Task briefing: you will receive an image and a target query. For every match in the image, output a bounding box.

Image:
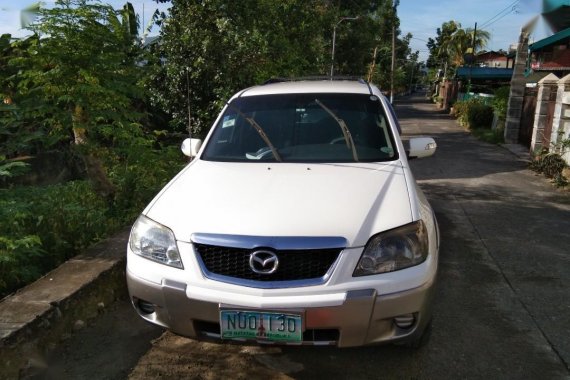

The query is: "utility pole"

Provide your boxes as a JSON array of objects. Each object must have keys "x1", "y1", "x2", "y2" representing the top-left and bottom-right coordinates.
[
  {"x1": 390, "y1": 23, "x2": 396, "y2": 103},
  {"x1": 390, "y1": 1, "x2": 398, "y2": 103},
  {"x1": 186, "y1": 68, "x2": 192, "y2": 139},
  {"x1": 330, "y1": 16, "x2": 359, "y2": 78},
  {"x1": 472, "y1": 22, "x2": 477, "y2": 50},
  {"x1": 466, "y1": 22, "x2": 477, "y2": 96},
  {"x1": 367, "y1": 46, "x2": 378, "y2": 82},
  {"x1": 408, "y1": 61, "x2": 416, "y2": 93}
]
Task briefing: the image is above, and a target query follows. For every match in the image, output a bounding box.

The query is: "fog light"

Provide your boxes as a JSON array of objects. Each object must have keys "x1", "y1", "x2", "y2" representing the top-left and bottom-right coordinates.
[
  {"x1": 137, "y1": 299, "x2": 156, "y2": 314},
  {"x1": 394, "y1": 314, "x2": 415, "y2": 329}
]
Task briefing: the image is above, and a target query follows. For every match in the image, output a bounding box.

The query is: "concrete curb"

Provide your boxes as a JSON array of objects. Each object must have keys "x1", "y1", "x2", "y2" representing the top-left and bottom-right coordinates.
[
  {"x1": 0, "y1": 229, "x2": 130, "y2": 379},
  {"x1": 500, "y1": 143, "x2": 532, "y2": 162}
]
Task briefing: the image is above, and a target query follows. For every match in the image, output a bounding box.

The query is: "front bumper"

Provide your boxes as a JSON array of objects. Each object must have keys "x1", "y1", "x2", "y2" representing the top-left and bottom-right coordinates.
[{"x1": 126, "y1": 269, "x2": 435, "y2": 347}]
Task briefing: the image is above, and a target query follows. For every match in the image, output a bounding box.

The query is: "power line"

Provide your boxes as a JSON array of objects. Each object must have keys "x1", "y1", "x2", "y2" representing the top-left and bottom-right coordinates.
[
  {"x1": 481, "y1": 8, "x2": 519, "y2": 29},
  {"x1": 479, "y1": 0, "x2": 519, "y2": 27},
  {"x1": 479, "y1": 0, "x2": 520, "y2": 29}
]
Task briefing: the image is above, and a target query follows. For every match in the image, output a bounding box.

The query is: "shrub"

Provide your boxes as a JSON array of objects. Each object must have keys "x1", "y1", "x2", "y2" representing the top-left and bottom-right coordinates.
[
  {"x1": 530, "y1": 149, "x2": 569, "y2": 188},
  {"x1": 0, "y1": 147, "x2": 185, "y2": 298},
  {"x1": 492, "y1": 86, "x2": 510, "y2": 120},
  {"x1": 0, "y1": 181, "x2": 109, "y2": 297},
  {"x1": 531, "y1": 151, "x2": 566, "y2": 178},
  {"x1": 467, "y1": 103, "x2": 494, "y2": 129},
  {"x1": 452, "y1": 100, "x2": 470, "y2": 127},
  {"x1": 109, "y1": 145, "x2": 185, "y2": 223},
  {"x1": 453, "y1": 99, "x2": 494, "y2": 129}
]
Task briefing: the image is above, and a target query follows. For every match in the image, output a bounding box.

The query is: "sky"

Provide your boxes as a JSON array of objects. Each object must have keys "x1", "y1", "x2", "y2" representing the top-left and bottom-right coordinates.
[
  {"x1": 0, "y1": 0, "x2": 552, "y2": 62},
  {"x1": 399, "y1": 0, "x2": 548, "y2": 61}
]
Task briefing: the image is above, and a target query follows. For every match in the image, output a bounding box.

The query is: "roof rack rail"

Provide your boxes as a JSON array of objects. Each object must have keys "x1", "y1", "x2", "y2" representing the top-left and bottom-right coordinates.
[
  {"x1": 262, "y1": 76, "x2": 374, "y2": 95},
  {"x1": 263, "y1": 76, "x2": 368, "y2": 85}
]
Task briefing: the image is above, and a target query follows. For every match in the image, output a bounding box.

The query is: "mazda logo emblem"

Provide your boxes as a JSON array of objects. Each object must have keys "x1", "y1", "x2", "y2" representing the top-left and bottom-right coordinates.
[{"x1": 249, "y1": 250, "x2": 279, "y2": 274}]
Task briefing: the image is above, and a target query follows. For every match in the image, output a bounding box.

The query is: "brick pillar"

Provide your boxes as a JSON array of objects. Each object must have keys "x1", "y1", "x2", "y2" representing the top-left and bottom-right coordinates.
[
  {"x1": 551, "y1": 74, "x2": 570, "y2": 164},
  {"x1": 530, "y1": 74, "x2": 559, "y2": 153},
  {"x1": 504, "y1": 30, "x2": 531, "y2": 143}
]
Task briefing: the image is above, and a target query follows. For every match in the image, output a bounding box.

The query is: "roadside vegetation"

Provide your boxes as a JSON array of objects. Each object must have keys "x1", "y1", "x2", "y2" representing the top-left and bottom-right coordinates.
[
  {"x1": 450, "y1": 86, "x2": 509, "y2": 145},
  {"x1": 530, "y1": 138, "x2": 570, "y2": 188},
  {"x1": 0, "y1": 0, "x2": 418, "y2": 298}
]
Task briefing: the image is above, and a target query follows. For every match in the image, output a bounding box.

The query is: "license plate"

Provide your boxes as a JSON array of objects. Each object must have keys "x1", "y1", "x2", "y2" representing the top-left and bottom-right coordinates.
[{"x1": 220, "y1": 310, "x2": 302, "y2": 343}]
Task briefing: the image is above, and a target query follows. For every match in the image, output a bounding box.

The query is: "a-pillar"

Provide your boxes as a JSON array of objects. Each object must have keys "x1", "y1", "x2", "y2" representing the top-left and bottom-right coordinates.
[{"x1": 530, "y1": 74, "x2": 559, "y2": 153}]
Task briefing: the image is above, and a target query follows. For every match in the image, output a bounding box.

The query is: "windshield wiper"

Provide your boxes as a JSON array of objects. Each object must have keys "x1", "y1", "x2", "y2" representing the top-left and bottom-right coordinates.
[
  {"x1": 314, "y1": 99, "x2": 358, "y2": 162},
  {"x1": 226, "y1": 103, "x2": 282, "y2": 162}
]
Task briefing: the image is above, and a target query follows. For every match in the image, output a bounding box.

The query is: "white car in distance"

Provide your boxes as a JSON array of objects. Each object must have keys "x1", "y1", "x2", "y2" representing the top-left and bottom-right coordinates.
[{"x1": 127, "y1": 78, "x2": 439, "y2": 348}]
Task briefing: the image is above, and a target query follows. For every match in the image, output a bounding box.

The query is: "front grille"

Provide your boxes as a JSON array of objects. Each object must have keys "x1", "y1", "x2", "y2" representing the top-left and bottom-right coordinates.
[{"x1": 193, "y1": 243, "x2": 341, "y2": 282}]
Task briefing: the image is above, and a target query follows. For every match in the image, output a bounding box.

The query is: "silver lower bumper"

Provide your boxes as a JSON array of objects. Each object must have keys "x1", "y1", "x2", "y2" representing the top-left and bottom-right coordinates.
[{"x1": 126, "y1": 270, "x2": 435, "y2": 348}]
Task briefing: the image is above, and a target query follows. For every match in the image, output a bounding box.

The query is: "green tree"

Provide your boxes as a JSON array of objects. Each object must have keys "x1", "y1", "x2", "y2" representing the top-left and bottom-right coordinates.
[
  {"x1": 7, "y1": 0, "x2": 147, "y2": 199},
  {"x1": 443, "y1": 25, "x2": 490, "y2": 67},
  {"x1": 150, "y1": 0, "x2": 410, "y2": 136},
  {"x1": 150, "y1": 0, "x2": 332, "y2": 137},
  {"x1": 365, "y1": 0, "x2": 413, "y2": 93},
  {"x1": 0, "y1": 34, "x2": 49, "y2": 158},
  {"x1": 331, "y1": 1, "x2": 384, "y2": 77},
  {"x1": 426, "y1": 21, "x2": 490, "y2": 77},
  {"x1": 426, "y1": 20, "x2": 458, "y2": 76}
]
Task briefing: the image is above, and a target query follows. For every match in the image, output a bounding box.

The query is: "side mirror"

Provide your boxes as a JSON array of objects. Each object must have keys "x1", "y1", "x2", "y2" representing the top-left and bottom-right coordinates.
[
  {"x1": 181, "y1": 138, "x2": 202, "y2": 158},
  {"x1": 407, "y1": 137, "x2": 437, "y2": 159}
]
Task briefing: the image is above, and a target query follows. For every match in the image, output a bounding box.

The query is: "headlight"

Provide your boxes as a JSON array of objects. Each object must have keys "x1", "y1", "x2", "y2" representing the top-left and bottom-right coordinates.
[
  {"x1": 354, "y1": 221, "x2": 428, "y2": 276},
  {"x1": 129, "y1": 215, "x2": 183, "y2": 269}
]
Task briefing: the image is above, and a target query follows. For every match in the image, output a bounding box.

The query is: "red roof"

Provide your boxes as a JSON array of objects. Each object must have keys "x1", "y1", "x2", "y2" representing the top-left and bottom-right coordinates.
[{"x1": 476, "y1": 51, "x2": 507, "y2": 61}]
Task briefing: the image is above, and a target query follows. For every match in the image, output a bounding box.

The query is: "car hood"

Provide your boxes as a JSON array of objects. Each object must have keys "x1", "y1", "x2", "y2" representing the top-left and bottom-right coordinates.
[{"x1": 145, "y1": 160, "x2": 413, "y2": 247}]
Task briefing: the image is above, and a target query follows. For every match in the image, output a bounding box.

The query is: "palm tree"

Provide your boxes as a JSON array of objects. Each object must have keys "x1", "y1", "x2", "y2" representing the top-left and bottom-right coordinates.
[{"x1": 440, "y1": 23, "x2": 490, "y2": 67}]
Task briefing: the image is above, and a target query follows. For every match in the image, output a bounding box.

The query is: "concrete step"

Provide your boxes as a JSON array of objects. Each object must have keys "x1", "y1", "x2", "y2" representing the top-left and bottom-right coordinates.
[{"x1": 0, "y1": 229, "x2": 130, "y2": 379}]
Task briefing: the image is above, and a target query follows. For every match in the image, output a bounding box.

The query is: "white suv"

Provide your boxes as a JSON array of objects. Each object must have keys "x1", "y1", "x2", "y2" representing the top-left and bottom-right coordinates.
[{"x1": 127, "y1": 78, "x2": 439, "y2": 347}]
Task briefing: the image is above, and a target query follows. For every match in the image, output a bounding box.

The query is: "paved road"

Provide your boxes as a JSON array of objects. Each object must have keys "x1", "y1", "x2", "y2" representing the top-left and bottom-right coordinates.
[{"x1": 38, "y1": 95, "x2": 570, "y2": 380}]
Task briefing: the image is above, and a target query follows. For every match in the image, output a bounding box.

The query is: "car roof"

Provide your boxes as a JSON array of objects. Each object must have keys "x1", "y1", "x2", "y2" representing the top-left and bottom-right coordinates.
[{"x1": 238, "y1": 79, "x2": 375, "y2": 97}]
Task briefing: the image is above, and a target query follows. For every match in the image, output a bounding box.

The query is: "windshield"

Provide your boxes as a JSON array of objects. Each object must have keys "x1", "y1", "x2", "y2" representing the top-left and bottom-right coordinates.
[{"x1": 201, "y1": 93, "x2": 398, "y2": 163}]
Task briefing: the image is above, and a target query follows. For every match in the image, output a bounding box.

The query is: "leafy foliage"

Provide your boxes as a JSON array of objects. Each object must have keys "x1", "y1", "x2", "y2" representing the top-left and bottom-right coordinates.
[
  {"x1": 531, "y1": 150, "x2": 568, "y2": 186},
  {"x1": 0, "y1": 156, "x2": 29, "y2": 178},
  {"x1": 426, "y1": 20, "x2": 490, "y2": 78},
  {"x1": 453, "y1": 99, "x2": 494, "y2": 129},
  {"x1": 150, "y1": 0, "x2": 414, "y2": 137},
  {"x1": 492, "y1": 86, "x2": 510, "y2": 120},
  {"x1": 530, "y1": 136, "x2": 570, "y2": 188},
  {"x1": 1, "y1": 0, "x2": 155, "y2": 199},
  {"x1": 10, "y1": 0, "x2": 145, "y2": 145},
  {"x1": 0, "y1": 147, "x2": 184, "y2": 298},
  {"x1": 149, "y1": 0, "x2": 328, "y2": 136}
]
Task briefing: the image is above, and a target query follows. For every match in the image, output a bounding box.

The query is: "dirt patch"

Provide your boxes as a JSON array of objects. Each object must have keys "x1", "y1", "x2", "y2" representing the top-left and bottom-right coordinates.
[{"x1": 128, "y1": 333, "x2": 295, "y2": 380}]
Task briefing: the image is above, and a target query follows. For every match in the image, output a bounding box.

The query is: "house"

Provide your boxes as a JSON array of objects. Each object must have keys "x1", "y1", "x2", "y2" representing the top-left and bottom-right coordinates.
[
  {"x1": 475, "y1": 51, "x2": 513, "y2": 69},
  {"x1": 529, "y1": 27, "x2": 570, "y2": 77},
  {"x1": 504, "y1": 0, "x2": 570, "y2": 155},
  {"x1": 528, "y1": 0, "x2": 570, "y2": 76}
]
